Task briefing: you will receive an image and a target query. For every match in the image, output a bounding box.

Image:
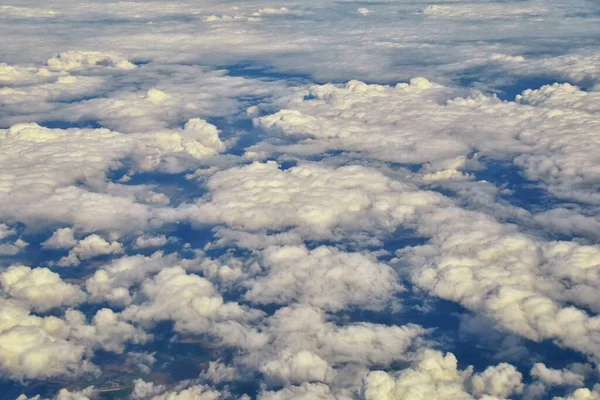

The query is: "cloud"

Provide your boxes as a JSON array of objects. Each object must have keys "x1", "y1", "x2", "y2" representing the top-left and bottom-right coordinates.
[
  {"x1": 85, "y1": 252, "x2": 180, "y2": 306},
  {"x1": 181, "y1": 161, "x2": 446, "y2": 237},
  {"x1": 253, "y1": 79, "x2": 600, "y2": 204},
  {"x1": 244, "y1": 245, "x2": 400, "y2": 311},
  {"x1": 133, "y1": 234, "x2": 170, "y2": 249},
  {"x1": 238, "y1": 305, "x2": 427, "y2": 391},
  {"x1": 258, "y1": 382, "x2": 343, "y2": 400},
  {"x1": 0, "y1": 265, "x2": 86, "y2": 311},
  {"x1": 360, "y1": 349, "x2": 523, "y2": 400},
  {"x1": 0, "y1": 119, "x2": 228, "y2": 234},
  {"x1": 422, "y1": 4, "x2": 548, "y2": 20},
  {"x1": 531, "y1": 363, "x2": 586, "y2": 387},
  {"x1": 17, "y1": 387, "x2": 95, "y2": 400},
  {"x1": 0, "y1": 298, "x2": 91, "y2": 380},
  {"x1": 46, "y1": 51, "x2": 136, "y2": 71},
  {"x1": 132, "y1": 380, "x2": 224, "y2": 400},
  {"x1": 121, "y1": 266, "x2": 265, "y2": 345},
  {"x1": 401, "y1": 206, "x2": 600, "y2": 361},
  {"x1": 42, "y1": 227, "x2": 77, "y2": 249},
  {"x1": 0, "y1": 223, "x2": 16, "y2": 240},
  {"x1": 57, "y1": 234, "x2": 124, "y2": 267},
  {"x1": 0, "y1": 297, "x2": 146, "y2": 380}
]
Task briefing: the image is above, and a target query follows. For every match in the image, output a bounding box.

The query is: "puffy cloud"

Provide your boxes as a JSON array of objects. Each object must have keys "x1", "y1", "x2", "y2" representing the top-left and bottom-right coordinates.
[
  {"x1": 132, "y1": 380, "x2": 224, "y2": 400},
  {"x1": 531, "y1": 363, "x2": 586, "y2": 387},
  {"x1": 258, "y1": 383, "x2": 345, "y2": 400},
  {"x1": 64, "y1": 308, "x2": 149, "y2": 353},
  {"x1": 554, "y1": 388, "x2": 600, "y2": 400},
  {"x1": 0, "y1": 265, "x2": 86, "y2": 311},
  {"x1": 0, "y1": 238, "x2": 28, "y2": 256},
  {"x1": 46, "y1": 51, "x2": 136, "y2": 71},
  {"x1": 236, "y1": 305, "x2": 426, "y2": 391},
  {"x1": 0, "y1": 299, "x2": 90, "y2": 380},
  {"x1": 244, "y1": 245, "x2": 400, "y2": 311},
  {"x1": 360, "y1": 350, "x2": 523, "y2": 400},
  {"x1": 17, "y1": 387, "x2": 95, "y2": 400},
  {"x1": 0, "y1": 295, "x2": 146, "y2": 380},
  {"x1": 182, "y1": 161, "x2": 446, "y2": 236},
  {"x1": 260, "y1": 350, "x2": 336, "y2": 386},
  {"x1": 133, "y1": 234, "x2": 170, "y2": 249},
  {"x1": 58, "y1": 234, "x2": 123, "y2": 267},
  {"x1": 0, "y1": 120, "x2": 227, "y2": 233},
  {"x1": 0, "y1": 223, "x2": 16, "y2": 240},
  {"x1": 0, "y1": 325, "x2": 89, "y2": 380},
  {"x1": 253, "y1": 79, "x2": 600, "y2": 204},
  {"x1": 42, "y1": 227, "x2": 77, "y2": 249},
  {"x1": 85, "y1": 252, "x2": 180, "y2": 306},
  {"x1": 122, "y1": 266, "x2": 265, "y2": 345},
  {"x1": 402, "y1": 206, "x2": 600, "y2": 360}
]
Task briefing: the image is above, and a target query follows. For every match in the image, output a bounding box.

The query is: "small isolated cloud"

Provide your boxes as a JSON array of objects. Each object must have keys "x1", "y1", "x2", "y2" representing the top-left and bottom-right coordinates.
[
  {"x1": 42, "y1": 227, "x2": 77, "y2": 249},
  {"x1": 58, "y1": 234, "x2": 124, "y2": 267},
  {"x1": 133, "y1": 234, "x2": 170, "y2": 249}
]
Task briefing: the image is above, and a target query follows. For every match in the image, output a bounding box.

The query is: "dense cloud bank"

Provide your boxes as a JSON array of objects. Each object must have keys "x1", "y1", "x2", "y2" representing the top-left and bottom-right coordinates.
[{"x1": 1, "y1": 0, "x2": 600, "y2": 399}]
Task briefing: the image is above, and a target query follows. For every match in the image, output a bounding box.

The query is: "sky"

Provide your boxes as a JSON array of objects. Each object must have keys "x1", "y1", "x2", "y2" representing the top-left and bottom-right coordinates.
[{"x1": 1, "y1": 0, "x2": 600, "y2": 399}]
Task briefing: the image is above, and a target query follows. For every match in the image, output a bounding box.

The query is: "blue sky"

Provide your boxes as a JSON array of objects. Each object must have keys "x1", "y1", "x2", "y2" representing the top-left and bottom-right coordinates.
[{"x1": 1, "y1": 1, "x2": 600, "y2": 399}]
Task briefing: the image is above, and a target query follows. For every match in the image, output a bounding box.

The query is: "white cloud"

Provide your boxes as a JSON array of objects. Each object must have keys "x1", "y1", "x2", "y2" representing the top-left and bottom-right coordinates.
[
  {"x1": 531, "y1": 363, "x2": 586, "y2": 387},
  {"x1": 0, "y1": 265, "x2": 86, "y2": 311},
  {"x1": 58, "y1": 234, "x2": 124, "y2": 267},
  {"x1": 121, "y1": 266, "x2": 265, "y2": 345},
  {"x1": 133, "y1": 234, "x2": 170, "y2": 249},
  {"x1": 360, "y1": 349, "x2": 523, "y2": 400},
  {"x1": 85, "y1": 252, "x2": 180, "y2": 306},
  {"x1": 46, "y1": 51, "x2": 136, "y2": 71},
  {"x1": 180, "y1": 161, "x2": 446, "y2": 237},
  {"x1": 42, "y1": 227, "x2": 77, "y2": 249},
  {"x1": 261, "y1": 350, "x2": 335, "y2": 386},
  {"x1": 402, "y1": 206, "x2": 600, "y2": 361},
  {"x1": 0, "y1": 223, "x2": 16, "y2": 240},
  {"x1": 253, "y1": 79, "x2": 600, "y2": 204},
  {"x1": 244, "y1": 245, "x2": 400, "y2": 311},
  {"x1": 0, "y1": 120, "x2": 228, "y2": 234},
  {"x1": 132, "y1": 380, "x2": 224, "y2": 400}
]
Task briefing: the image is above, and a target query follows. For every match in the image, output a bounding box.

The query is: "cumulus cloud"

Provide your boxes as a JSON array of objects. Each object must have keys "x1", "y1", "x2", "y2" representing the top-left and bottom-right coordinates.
[
  {"x1": 234, "y1": 304, "x2": 427, "y2": 391},
  {"x1": 2, "y1": 0, "x2": 600, "y2": 396},
  {"x1": 401, "y1": 206, "x2": 600, "y2": 361},
  {"x1": 244, "y1": 245, "x2": 400, "y2": 311},
  {"x1": 58, "y1": 234, "x2": 124, "y2": 267},
  {"x1": 179, "y1": 161, "x2": 446, "y2": 237},
  {"x1": 253, "y1": 79, "x2": 600, "y2": 204},
  {"x1": 85, "y1": 252, "x2": 180, "y2": 306},
  {"x1": 531, "y1": 363, "x2": 586, "y2": 387},
  {"x1": 361, "y1": 349, "x2": 523, "y2": 400},
  {"x1": 0, "y1": 295, "x2": 146, "y2": 380},
  {"x1": 0, "y1": 119, "x2": 228, "y2": 233},
  {"x1": 0, "y1": 265, "x2": 86, "y2": 311},
  {"x1": 122, "y1": 266, "x2": 265, "y2": 345},
  {"x1": 133, "y1": 234, "x2": 170, "y2": 249},
  {"x1": 0, "y1": 299, "x2": 91, "y2": 380},
  {"x1": 132, "y1": 380, "x2": 224, "y2": 400},
  {"x1": 42, "y1": 227, "x2": 77, "y2": 249},
  {"x1": 0, "y1": 223, "x2": 16, "y2": 240},
  {"x1": 46, "y1": 51, "x2": 136, "y2": 71}
]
